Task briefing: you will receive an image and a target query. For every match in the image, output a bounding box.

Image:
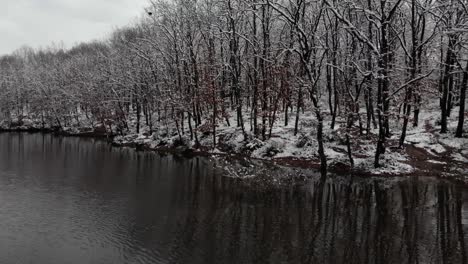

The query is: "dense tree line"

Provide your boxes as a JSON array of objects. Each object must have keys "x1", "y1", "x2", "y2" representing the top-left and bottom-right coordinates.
[{"x1": 0, "y1": 0, "x2": 467, "y2": 176}]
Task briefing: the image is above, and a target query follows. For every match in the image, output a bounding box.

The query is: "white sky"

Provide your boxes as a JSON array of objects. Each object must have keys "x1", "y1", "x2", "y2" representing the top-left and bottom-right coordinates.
[{"x1": 0, "y1": 0, "x2": 148, "y2": 55}]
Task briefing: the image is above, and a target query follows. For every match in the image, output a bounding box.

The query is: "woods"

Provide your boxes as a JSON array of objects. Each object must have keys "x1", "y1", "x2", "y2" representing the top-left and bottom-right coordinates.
[{"x1": 0, "y1": 0, "x2": 467, "y2": 177}]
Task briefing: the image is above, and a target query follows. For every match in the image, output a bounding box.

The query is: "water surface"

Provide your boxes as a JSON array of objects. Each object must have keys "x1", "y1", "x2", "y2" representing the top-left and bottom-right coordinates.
[{"x1": 0, "y1": 133, "x2": 466, "y2": 264}]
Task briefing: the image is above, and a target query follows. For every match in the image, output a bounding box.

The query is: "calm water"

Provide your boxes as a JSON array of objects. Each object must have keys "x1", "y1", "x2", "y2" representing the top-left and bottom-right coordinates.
[{"x1": 0, "y1": 133, "x2": 467, "y2": 264}]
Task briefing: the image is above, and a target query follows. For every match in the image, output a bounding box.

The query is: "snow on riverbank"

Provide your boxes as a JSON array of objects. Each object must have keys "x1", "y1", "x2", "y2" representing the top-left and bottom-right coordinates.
[{"x1": 1, "y1": 101, "x2": 467, "y2": 180}]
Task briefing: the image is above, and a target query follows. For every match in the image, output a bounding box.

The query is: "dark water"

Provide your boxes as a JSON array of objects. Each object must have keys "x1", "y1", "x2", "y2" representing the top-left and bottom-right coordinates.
[{"x1": 0, "y1": 133, "x2": 467, "y2": 264}]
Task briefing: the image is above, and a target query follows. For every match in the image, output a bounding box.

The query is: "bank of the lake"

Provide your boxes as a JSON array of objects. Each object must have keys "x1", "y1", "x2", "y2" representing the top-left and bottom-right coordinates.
[
  {"x1": 2, "y1": 103, "x2": 468, "y2": 183},
  {"x1": 1, "y1": 125, "x2": 468, "y2": 188}
]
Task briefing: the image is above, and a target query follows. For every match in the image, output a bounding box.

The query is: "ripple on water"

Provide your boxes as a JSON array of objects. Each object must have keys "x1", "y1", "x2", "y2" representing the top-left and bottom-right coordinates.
[{"x1": 0, "y1": 133, "x2": 466, "y2": 264}]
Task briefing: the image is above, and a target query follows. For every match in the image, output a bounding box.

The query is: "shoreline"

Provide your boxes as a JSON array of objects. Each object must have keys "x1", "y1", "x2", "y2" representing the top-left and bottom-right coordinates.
[{"x1": 2, "y1": 127, "x2": 467, "y2": 186}]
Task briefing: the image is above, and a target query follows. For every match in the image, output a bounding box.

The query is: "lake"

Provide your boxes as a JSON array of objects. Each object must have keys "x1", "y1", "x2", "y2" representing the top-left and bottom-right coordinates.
[{"x1": 0, "y1": 133, "x2": 466, "y2": 264}]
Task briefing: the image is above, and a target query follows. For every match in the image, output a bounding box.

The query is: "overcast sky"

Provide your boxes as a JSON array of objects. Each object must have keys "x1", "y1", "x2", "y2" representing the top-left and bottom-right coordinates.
[{"x1": 0, "y1": 0, "x2": 148, "y2": 55}]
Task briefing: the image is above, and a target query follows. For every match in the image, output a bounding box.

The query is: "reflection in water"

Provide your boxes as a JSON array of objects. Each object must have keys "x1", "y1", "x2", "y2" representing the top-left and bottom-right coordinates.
[{"x1": 0, "y1": 133, "x2": 466, "y2": 264}]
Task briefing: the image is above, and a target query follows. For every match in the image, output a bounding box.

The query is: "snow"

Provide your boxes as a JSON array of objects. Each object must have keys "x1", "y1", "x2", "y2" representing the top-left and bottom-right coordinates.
[
  {"x1": 453, "y1": 153, "x2": 468, "y2": 163},
  {"x1": 428, "y1": 160, "x2": 446, "y2": 164},
  {"x1": 324, "y1": 148, "x2": 346, "y2": 160},
  {"x1": 1, "y1": 97, "x2": 466, "y2": 178},
  {"x1": 439, "y1": 136, "x2": 468, "y2": 149},
  {"x1": 415, "y1": 143, "x2": 446, "y2": 154}
]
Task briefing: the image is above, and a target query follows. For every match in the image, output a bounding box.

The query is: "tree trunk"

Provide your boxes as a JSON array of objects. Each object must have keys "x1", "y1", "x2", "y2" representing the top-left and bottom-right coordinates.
[
  {"x1": 455, "y1": 62, "x2": 468, "y2": 138},
  {"x1": 374, "y1": 9, "x2": 391, "y2": 168},
  {"x1": 294, "y1": 87, "x2": 302, "y2": 136},
  {"x1": 399, "y1": 0, "x2": 418, "y2": 147},
  {"x1": 441, "y1": 36, "x2": 456, "y2": 134}
]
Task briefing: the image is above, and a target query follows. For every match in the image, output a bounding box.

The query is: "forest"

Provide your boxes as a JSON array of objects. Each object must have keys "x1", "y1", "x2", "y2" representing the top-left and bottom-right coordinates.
[{"x1": 0, "y1": 0, "x2": 467, "y2": 177}]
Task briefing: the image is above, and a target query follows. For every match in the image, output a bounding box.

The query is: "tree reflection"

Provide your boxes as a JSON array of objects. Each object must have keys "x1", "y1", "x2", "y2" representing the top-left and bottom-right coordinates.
[
  {"x1": 436, "y1": 184, "x2": 467, "y2": 264},
  {"x1": 1, "y1": 134, "x2": 464, "y2": 263},
  {"x1": 140, "y1": 165, "x2": 468, "y2": 264}
]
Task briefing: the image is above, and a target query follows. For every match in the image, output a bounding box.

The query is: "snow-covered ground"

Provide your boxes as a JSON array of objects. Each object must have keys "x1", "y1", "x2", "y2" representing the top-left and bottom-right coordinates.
[{"x1": 1, "y1": 100, "x2": 467, "y2": 181}]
